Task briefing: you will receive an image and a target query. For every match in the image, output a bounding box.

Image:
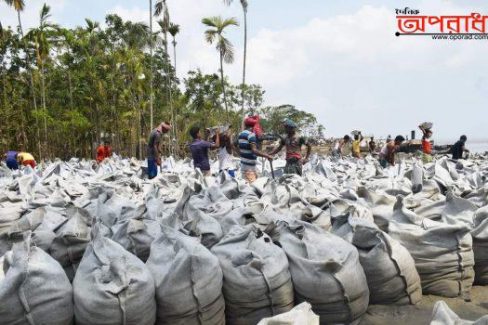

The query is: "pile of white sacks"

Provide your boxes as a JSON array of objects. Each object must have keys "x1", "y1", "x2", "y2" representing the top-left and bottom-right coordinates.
[{"x1": 0, "y1": 152, "x2": 487, "y2": 325}]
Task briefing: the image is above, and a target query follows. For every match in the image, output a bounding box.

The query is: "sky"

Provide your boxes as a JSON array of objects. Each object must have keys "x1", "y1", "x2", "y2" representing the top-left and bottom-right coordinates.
[{"x1": 1, "y1": 0, "x2": 488, "y2": 143}]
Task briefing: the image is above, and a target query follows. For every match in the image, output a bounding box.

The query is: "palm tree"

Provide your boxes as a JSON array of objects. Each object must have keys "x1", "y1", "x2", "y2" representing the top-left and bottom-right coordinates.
[
  {"x1": 223, "y1": 0, "x2": 248, "y2": 113},
  {"x1": 202, "y1": 16, "x2": 238, "y2": 119},
  {"x1": 154, "y1": 0, "x2": 170, "y2": 53},
  {"x1": 168, "y1": 23, "x2": 179, "y2": 75},
  {"x1": 27, "y1": 3, "x2": 58, "y2": 151},
  {"x1": 155, "y1": 0, "x2": 177, "y2": 157},
  {"x1": 4, "y1": 0, "x2": 41, "y2": 158}
]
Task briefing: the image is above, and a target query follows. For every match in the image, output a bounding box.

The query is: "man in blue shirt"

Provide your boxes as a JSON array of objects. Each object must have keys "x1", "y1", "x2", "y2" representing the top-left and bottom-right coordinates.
[
  {"x1": 3, "y1": 151, "x2": 19, "y2": 170},
  {"x1": 189, "y1": 126, "x2": 220, "y2": 176},
  {"x1": 238, "y1": 117, "x2": 273, "y2": 183}
]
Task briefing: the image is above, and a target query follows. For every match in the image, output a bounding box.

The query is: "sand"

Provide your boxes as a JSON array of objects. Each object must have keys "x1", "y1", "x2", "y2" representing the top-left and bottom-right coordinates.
[{"x1": 360, "y1": 286, "x2": 488, "y2": 324}]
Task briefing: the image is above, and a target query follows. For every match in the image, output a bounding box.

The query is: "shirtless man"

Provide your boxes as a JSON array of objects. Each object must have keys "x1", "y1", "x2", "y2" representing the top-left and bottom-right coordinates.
[
  {"x1": 379, "y1": 135, "x2": 405, "y2": 168},
  {"x1": 270, "y1": 119, "x2": 311, "y2": 176}
]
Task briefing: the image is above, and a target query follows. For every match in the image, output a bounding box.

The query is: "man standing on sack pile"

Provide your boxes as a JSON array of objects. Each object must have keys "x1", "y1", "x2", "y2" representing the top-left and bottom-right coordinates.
[
  {"x1": 189, "y1": 125, "x2": 220, "y2": 176},
  {"x1": 238, "y1": 116, "x2": 274, "y2": 183},
  {"x1": 96, "y1": 139, "x2": 112, "y2": 163},
  {"x1": 378, "y1": 135, "x2": 405, "y2": 168},
  {"x1": 146, "y1": 122, "x2": 171, "y2": 179},
  {"x1": 352, "y1": 131, "x2": 364, "y2": 158},
  {"x1": 419, "y1": 122, "x2": 433, "y2": 163},
  {"x1": 270, "y1": 119, "x2": 312, "y2": 176}
]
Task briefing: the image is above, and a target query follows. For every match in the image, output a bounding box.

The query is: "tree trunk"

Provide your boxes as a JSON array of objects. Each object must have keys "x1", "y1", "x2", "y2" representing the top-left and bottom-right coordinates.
[
  {"x1": 17, "y1": 11, "x2": 42, "y2": 159},
  {"x1": 163, "y1": 31, "x2": 176, "y2": 158},
  {"x1": 242, "y1": 8, "x2": 248, "y2": 113},
  {"x1": 40, "y1": 58, "x2": 49, "y2": 156},
  {"x1": 172, "y1": 39, "x2": 177, "y2": 76},
  {"x1": 67, "y1": 70, "x2": 74, "y2": 109},
  {"x1": 220, "y1": 51, "x2": 229, "y2": 121},
  {"x1": 149, "y1": 0, "x2": 154, "y2": 131}
]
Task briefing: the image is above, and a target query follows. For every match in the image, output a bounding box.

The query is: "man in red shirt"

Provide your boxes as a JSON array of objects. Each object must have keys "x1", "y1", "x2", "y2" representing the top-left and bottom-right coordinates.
[
  {"x1": 419, "y1": 124, "x2": 433, "y2": 163},
  {"x1": 96, "y1": 140, "x2": 112, "y2": 163}
]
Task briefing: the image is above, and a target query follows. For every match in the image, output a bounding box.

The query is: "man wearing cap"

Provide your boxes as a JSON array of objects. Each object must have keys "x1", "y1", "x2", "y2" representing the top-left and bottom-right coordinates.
[
  {"x1": 238, "y1": 116, "x2": 273, "y2": 183},
  {"x1": 270, "y1": 119, "x2": 311, "y2": 176},
  {"x1": 146, "y1": 122, "x2": 171, "y2": 179}
]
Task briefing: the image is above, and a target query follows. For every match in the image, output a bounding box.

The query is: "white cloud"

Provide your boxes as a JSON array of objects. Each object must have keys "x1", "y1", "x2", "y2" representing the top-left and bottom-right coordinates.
[{"x1": 239, "y1": 3, "x2": 488, "y2": 140}]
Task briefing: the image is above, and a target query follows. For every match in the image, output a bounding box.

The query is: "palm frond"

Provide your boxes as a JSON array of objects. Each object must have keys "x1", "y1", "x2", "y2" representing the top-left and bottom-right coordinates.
[
  {"x1": 40, "y1": 3, "x2": 51, "y2": 24},
  {"x1": 221, "y1": 17, "x2": 239, "y2": 30},
  {"x1": 219, "y1": 36, "x2": 235, "y2": 64},
  {"x1": 6, "y1": 0, "x2": 25, "y2": 12},
  {"x1": 204, "y1": 30, "x2": 216, "y2": 44},
  {"x1": 241, "y1": 0, "x2": 249, "y2": 11},
  {"x1": 201, "y1": 17, "x2": 219, "y2": 29},
  {"x1": 154, "y1": 0, "x2": 165, "y2": 16},
  {"x1": 154, "y1": 0, "x2": 170, "y2": 29},
  {"x1": 168, "y1": 23, "x2": 179, "y2": 37},
  {"x1": 14, "y1": 0, "x2": 25, "y2": 12}
]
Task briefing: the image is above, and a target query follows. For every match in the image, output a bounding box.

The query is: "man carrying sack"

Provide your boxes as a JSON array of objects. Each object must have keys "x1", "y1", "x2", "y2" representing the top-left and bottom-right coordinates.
[{"x1": 270, "y1": 119, "x2": 311, "y2": 176}]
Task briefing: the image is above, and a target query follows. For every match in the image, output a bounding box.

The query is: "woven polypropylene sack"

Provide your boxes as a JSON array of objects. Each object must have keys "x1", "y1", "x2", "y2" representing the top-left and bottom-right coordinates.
[
  {"x1": 73, "y1": 225, "x2": 156, "y2": 325},
  {"x1": 0, "y1": 239, "x2": 73, "y2": 325},
  {"x1": 269, "y1": 220, "x2": 369, "y2": 324},
  {"x1": 212, "y1": 225, "x2": 294, "y2": 325},
  {"x1": 146, "y1": 226, "x2": 225, "y2": 325},
  {"x1": 388, "y1": 197, "x2": 474, "y2": 298}
]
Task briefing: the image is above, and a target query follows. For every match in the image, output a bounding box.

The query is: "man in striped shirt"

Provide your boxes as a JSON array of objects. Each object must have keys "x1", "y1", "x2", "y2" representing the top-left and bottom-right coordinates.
[{"x1": 239, "y1": 116, "x2": 273, "y2": 183}]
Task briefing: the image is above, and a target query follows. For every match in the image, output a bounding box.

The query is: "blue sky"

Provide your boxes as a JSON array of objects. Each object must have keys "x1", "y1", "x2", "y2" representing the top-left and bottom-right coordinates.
[{"x1": 1, "y1": 0, "x2": 488, "y2": 143}]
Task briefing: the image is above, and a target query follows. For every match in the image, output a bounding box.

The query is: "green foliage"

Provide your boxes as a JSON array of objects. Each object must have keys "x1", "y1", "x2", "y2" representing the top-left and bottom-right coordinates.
[
  {"x1": 259, "y1": 104, "x2": 325, "y2": 138},
  {"x1": 0, "y1": 8, "x2": 322, "y2": 159}
]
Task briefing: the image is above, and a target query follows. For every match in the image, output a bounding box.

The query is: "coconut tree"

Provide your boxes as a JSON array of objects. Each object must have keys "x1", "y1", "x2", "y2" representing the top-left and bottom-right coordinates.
[
  {"x1": 168, "y1": 22, "x2": 179, "y2": 75},
  {"x1": 202, "y1": 16, "x2": 238, "y2": 119},
  {"x1": 223, "y1": 0, "x2": 248, "y2": 112},
  {"x1": 4, "y1": 0, "x2": 41, "y2": 157}
]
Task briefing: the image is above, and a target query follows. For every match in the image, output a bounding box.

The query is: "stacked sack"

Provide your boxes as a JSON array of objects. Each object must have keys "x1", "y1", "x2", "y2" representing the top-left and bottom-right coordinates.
[
  {"x1": 0, "y1": 236, "x2": 73, "y2": 325},
  {"x1": 212, "y1": 225, "x2": 294, "y2": 325},
  {"x1": 147, "y1": 226, "x2": 225, "y2": 325},
  {"x1": 332, "y1": 205, "x2": 422, "y2": 305},
  {"x1": 73, "y1": 223, "x2": 156, "y2": 325},
  {"x1": 268, "y1": 220, "x2": 369, "y2": 324},
  {"x1": 388, "y1": 196, "x2": 474, "y2": 298}
]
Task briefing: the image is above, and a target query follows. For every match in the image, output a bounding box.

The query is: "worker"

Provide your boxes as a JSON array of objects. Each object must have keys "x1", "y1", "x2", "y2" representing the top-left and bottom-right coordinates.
[
  {"x1": 96, "y1": 140, "x2": 112, "y2": 163},
  {"x1": 146, "y1": 122, "x2": 171, "y2": 179},
  {"x1": 419, "y1": 124, "x2": 433, "y2": 163},
  {"x1": 238, "y1": 116, "x2": 273, "y2": 183},
  {"x1": 451, "y1": 135, "x2": 469, "y2": 160},
  {"x1": 352, "y1": 132, "x2": 364, "y2": 158},
  {"x1": 17, "y1": 152, "x2": 36, "y2": 168},
  {"x1": 4, "y1": 151, "x2": 19, "y2": 170},
  {"x1": 333, "y1": 135, "x2": 351, "y2": 157},
  {"x1": 189, "y1": 126, "x2": 220, "y2": 176},
  {"x1": 270, "y1": 119, "x2": 311, "y2": 176},
  {"x1": 369, "y1": 137, "x2": 377, "y2": 154},
  {"x1": 379, "y1": 135, "x2": 405, "y2": 168},
  {"x1": 217, "y1": 127, "x2": 236, "y2": 177}
]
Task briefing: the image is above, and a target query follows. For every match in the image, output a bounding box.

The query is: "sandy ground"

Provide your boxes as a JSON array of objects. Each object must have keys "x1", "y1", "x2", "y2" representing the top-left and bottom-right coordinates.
[{"x1": 360, "y1": 286, "x2": 488, "y2": 324}]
